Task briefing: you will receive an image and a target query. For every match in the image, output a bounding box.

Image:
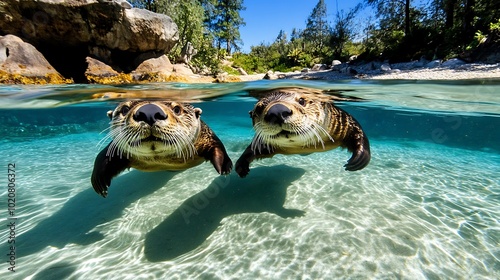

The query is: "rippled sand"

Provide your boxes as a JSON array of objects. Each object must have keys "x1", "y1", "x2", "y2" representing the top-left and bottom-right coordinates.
[{"x1": 1, "y1": 131, "x2": 498, "y2": 279}]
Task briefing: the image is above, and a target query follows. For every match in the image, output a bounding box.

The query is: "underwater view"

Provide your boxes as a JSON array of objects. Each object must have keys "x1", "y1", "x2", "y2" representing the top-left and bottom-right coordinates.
[{"x1": 0, "y1": 79, "x2": 499, "y2": 279}]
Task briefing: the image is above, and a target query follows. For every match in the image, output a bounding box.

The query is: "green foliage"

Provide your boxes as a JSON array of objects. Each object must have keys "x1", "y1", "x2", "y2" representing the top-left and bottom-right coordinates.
[
  {"x1": 132, "y1": 0, "x2": 500, "y2": 76},
  {"x1": 490, "y1": 19, "x2": 500, "y2": 33},
  {"x1": 191, "y1": 34, "x2": 221, "y2": 75},
  {"x1": 204, "y1": 0, "x2": 246, "y2": 54},
  {"x1": 330, "y1": 4, "x2": 361, "y2": 60},
  {"x1": 231, "y1": 52, "x2": 266, "y2": 74},
  {"x1": 303, "y1": 0, "x2": 330, "y2": 56}
]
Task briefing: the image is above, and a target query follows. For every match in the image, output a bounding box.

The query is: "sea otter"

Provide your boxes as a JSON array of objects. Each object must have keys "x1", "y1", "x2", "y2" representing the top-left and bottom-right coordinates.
[
  {"x1": 91, "y1": 101, "x2": 232, "y2": 197},
  {"x1": 235, "y1": 88, "x2": 370, "y2": 177}
]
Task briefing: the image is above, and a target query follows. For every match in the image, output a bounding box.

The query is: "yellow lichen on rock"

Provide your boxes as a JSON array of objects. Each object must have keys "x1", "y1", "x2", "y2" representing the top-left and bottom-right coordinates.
[
  {"x1": 85, "y1": 73, "x2": 133, "y2": 84},
  {"x1": 0, "y1": 70, "x2": 72, "y2": 84}
]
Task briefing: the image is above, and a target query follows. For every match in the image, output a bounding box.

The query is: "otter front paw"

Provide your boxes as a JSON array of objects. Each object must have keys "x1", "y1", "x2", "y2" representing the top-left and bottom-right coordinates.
[
  {"x1": 235, "y1": 159, "x2": 250, "y2": 178},
  {"x1": 211, "y1": 148, "x2": 233, "y2": 175},
  {"x1": 218, "y1": 155, "x2": 233, "y2": 175},
  {"x1": 91, "y1": 144, "x2": 129, "y2": 198}
]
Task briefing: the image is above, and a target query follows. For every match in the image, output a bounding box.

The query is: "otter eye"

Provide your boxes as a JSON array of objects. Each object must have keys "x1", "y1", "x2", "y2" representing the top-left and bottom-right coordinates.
[
  {"x1": 120, "y1": 106, "x2": 130, "y2": 115},
  {"x1": 173, "y1": 105, "x2": 182, "y2": 115},
  {"x1": 298, "y1": 98, "x2": 306, "y2": 106},
  {"x1": 253, "y1": 104, "x2": 264, "y2": 116}
]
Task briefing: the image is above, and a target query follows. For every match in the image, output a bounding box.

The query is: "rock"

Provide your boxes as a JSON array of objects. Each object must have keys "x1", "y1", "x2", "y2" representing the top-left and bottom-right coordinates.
[
  {"x1": 85, "y1": 56, "x2": 131, "y2": 84},
  {"x1": 340, "y1": 66, "x2": 357, "y2": 75},
  {"x1": 301, "y1": 68, "x2": 310, "y2": 73},
  {"x1": 332, "y1": 62, "x2": 346, "y2": 71},
  {"x1": 311, "y1": 64, "x2": 328, "y2": 71},
  {"x1": 441, "y1": 58, "x2": 466, "y2": 68},
  {"x1": 391, "y1": 61, "x2": 418, "y2": 70},
  {"x1": 416, "y1": 56, "x2": 429, "y2": 67},
  {"x1": 173, "y1": 64, "x2": 194, "y2": 76},
  {"x1": 263, "y1": 70, "x2": 279, "y2": 80},
  {"x1": 358, "y1": 62, "x2": 380, "y2": 71},
  {"x1": 214, "y1": 72, "x2": 242, "y2": 83},
  {"x1": 380, "y1": 63, "x2": 392, "y2": 71},
  {"x1": 0, "y1": 35, "x2": 70, "y2": 84},
  {"x1": 178, "y1": 42, "x2": 197, "y2": 64},
  {"x1": 331, "y1": 60, "x2": 342, "y2": 67},
  {"x1": 237, "y1": 67, "x2": 248, "y2": 75},
  {"x1": 426, "y1": 60, "x2": 441, "y2": 68},
  {"x1": 0, "y1": 0, "x2": 178, "y2": 82},
  {"x1": 131, "y1": 55, "x2": 173, "y2": 78},
  {"x1": 117, "y1": 0, "x2": 133, "y2": 9},
  {"x1": 85, "y1": 57, "x2": 120, "y2": 77}
]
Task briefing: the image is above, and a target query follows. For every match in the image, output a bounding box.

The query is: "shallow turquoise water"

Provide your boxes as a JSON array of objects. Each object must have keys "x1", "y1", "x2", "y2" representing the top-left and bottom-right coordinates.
[{"x1": 0, "y1": 80, "x2": 499, "y2": 279}]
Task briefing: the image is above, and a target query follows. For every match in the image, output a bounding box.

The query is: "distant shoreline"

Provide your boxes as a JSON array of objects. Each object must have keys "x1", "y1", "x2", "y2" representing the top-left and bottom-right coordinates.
[{"x1": 237, "y1": 62, "x2": 500, "y2": 82}]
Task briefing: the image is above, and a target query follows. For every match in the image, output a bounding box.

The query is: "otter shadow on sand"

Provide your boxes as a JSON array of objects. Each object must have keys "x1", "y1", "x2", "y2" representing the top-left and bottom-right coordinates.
[
  {"x1": 144, "y1": 165, "x2": 306, "y2": 262},
  {"x1": 12, "y1": 171, "x2": 176, "y2": 259}
]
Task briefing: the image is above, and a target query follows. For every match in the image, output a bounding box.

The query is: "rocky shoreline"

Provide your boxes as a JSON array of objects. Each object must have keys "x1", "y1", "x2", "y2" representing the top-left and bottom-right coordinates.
[
  {"x1": 283, "y1": 61, "x2": 500, "y2": 81},
  {"x1": 238, "y1": 60, "x2": 500, "y2": 82}
]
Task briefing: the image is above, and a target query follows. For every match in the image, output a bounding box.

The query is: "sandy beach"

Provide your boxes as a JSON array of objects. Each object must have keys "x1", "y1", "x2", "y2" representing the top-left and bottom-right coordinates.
[{"x1": 238, "y1": 62, "x2": 500, "y2": 82}]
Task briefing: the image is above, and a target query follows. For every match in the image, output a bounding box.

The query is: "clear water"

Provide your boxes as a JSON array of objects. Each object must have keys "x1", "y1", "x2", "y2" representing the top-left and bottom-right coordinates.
[{"x1": 0, "y1": 80, "x2": 499, "y2": 279}]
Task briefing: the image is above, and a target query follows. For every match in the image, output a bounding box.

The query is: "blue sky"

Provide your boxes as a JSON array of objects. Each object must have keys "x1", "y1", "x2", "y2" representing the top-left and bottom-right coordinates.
[{"x1": 239, "y1": 0, "x2": 369, "y2": 53}]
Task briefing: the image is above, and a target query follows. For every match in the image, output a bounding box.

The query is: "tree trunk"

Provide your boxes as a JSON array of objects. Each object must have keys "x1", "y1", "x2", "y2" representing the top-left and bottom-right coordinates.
[
  {"x1": 405, "y1": 0, "x2": 411, "y2": 36},
  {"x1": 445, "y1": 0, "x2": 456, "y2": 29},
  {"x1": 463, "y1": 0, "x2": 475, "y2": 42}
]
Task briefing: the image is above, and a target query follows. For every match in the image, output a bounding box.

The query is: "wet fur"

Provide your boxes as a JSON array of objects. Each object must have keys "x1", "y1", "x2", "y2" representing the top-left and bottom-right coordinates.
[
  {"x1": 91, "y1": 101, "x2": 232, "y2": 197},
  {"x1": 236, "y1": 88, "x2": 370, "y2": 177}
]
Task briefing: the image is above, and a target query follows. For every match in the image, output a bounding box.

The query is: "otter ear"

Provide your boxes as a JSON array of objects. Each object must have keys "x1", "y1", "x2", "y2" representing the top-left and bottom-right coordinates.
[
  {"x1": 107, "y1": 110, "x2": 113, "y2": 119},
  {"x1": 248, "y1": 110, "x2": 253, "y2": 118},
  {"x1": 194, "y1": 108, "x2": 202, "y2": 119}
]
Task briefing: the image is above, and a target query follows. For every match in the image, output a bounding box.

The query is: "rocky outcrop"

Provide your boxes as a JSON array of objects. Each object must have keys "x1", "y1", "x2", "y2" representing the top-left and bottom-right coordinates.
[
  {"x1": 0, "y1": 0, "x2": 178, "y2": 82},
  {"x1": 85, "y1": 55, "x2": 215, "y2": 84},
  {"x1": 0, "y1": 35, "x2": 70, "y2": 84}
]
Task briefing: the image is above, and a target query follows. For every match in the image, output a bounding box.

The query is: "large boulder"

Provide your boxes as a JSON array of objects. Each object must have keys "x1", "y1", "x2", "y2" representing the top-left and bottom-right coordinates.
[
  {"x1": 0, "y1": 34, "x2": 69, "y2": 83},
  {"x1": 0, "y1": 0, "x2": 178, "y2": 82}
]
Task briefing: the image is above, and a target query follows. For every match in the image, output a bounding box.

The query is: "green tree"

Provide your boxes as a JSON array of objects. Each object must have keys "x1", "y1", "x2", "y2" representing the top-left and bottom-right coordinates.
[
  {"x1": 205, "y1": 0, "x2": 246, "y2": 55},
  {"x1": 303, "y1": 0, "x2": 330, "y2": 55},
  {"x1": 365, "y1": 0, "x2": 412, "y2": 37},
  {"x1": 329, "y1": 4, "x2": 361, "y2": 59}
]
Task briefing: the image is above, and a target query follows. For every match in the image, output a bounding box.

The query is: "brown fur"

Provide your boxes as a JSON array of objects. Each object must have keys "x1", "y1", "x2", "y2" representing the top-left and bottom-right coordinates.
[
  {"x1": 235, "y1": 88, "x2": 370, "y2": 177},
  {"x1": 91, "y1": 101, "x2": 232, "y2": 197}
]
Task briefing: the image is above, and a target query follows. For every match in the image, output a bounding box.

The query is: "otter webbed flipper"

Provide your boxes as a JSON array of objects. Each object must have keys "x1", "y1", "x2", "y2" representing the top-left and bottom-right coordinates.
[
  {"x1": 197, "y1": 122, "x2": 233, "y2": 175},
  {"x1": 91, "y1": 143, "x2": 130, "y2": 198},
  {"x1": 209, "y1": 145, "x2": 233, "y2": 175},
  {"x1": 337, "y1": 108, "x2": 371, "y2": 171},
  {"x1": 344, "y1": 136, "x2": 370, "y2": 171}
]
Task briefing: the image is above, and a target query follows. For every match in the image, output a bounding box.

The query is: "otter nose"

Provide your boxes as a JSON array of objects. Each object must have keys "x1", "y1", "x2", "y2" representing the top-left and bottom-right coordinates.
[
  {"x1": 133, "y1": 104, "x2": 167, "y2": 126},
  {"x1": 264, "y1": 104, "x2": 292, "y2": 124}
]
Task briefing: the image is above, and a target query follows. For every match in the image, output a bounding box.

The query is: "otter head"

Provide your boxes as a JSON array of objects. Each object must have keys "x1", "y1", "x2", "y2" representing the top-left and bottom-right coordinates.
[
  {"x1": 105, "y1": 101, "x2": 202, "y2": 159},
  {"x1": 249, "y1": 89, "x2": 334, "y2": 151}
]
